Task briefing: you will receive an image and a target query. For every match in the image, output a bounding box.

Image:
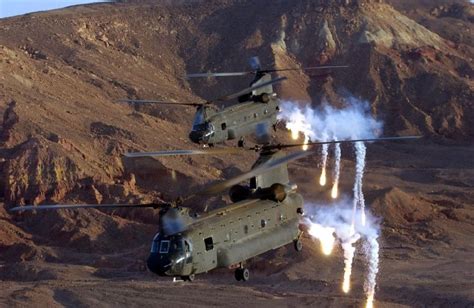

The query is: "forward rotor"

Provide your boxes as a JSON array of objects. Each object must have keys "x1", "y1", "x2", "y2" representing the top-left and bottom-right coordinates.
[
  {"x1": 9, "y1": 202, "x2": 170, "y2": 213},
  {"x1": 186, "y1": 65, "x2": 349, "y2": 78},
  {"x1": 118, "y1": 76, "x2": 287, "y2": 107}
]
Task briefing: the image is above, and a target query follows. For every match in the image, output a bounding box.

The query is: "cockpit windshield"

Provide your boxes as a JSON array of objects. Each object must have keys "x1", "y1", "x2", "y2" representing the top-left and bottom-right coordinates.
[
  {"x1": 192, "y1": 108, "x2": 205, "y2": 130},
  {"x1": 159, "y1": 240, "x2": 170, "y2": 253},
  {"x1": 151, "y1": 233, "x2": 187, "y2": 256}
]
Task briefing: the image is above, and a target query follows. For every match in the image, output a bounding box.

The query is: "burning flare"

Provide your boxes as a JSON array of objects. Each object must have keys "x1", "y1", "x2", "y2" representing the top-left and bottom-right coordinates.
[
  {"x1": 366, "y1": 294, "x2": 374, "y2": 308},
  {"x1": 303, "y1": 203, "x2": 381, "y2": 306},
  {"x1": 291, "y1": 129, "x2": 299, "y2": 140},
  {"x1": 283, "y1": 105, "x2": 312, "y2": 143},
  {"x1": 277, "y1": 100, "x2": 383, "y2": 306},
  {"x1": 319, "y1": 167, "x2": 327, "y2": 186},
  {"x1": 302, "y1": 134, "x2": 310, "y2": 151},
  {"x1": 307, "y1": 222, "x2": 336, "y2": 256},
  {"x1": 331, "y1": 183, "x2": 338, "y2": 199},
  {"x1": 341, "y1": 233, "x2": 360, "y2": 293}
]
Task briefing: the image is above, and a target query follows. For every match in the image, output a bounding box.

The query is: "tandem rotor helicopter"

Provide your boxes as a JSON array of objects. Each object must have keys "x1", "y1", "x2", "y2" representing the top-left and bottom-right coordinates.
[
  {"x1": 9, "y1": 56, "x2": 421, "y2": 282},
  {"x1": 120, "y1": 57, "x2": 348, "y2": 147},
  {"x1": 9, "y1": 137, "x2": 420, "y2": 282}
]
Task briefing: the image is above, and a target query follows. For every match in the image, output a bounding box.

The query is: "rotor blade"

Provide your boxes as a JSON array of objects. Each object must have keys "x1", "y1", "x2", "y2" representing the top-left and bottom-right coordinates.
[
  {"x1": 9, "y1": 203, "x2": 166, "y2": 212},
  {"x1": 125, "y1": 147, "x2": 244, "y2": 158},
  {"x1": 197, "y1": 136, "x2": 421, "y2": 196},
  {"x1": 186, "y1": 65, "x2": 348, "y2": 78},
  {"x1": 199, "y1": 150, "x2": 312, "y2": 196},
  {"x1": 186, "y1": 72, "x2": 252, "y2": 78},
  {"x1": 117, "y1": 99, "x2": 203, "y2": 107},
  {"x1": 263, "y1": 65, "x2": 349, "y2": 73},
  {"x1": 265, "y1": 136, "x2": 423, "y2": 150},
  {"x1": 211, "y1": 76, "x2": 287, "y2": 103}
]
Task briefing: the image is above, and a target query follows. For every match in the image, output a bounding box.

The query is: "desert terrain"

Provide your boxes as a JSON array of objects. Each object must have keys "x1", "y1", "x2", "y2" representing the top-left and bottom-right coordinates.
[{"x1": 0, "y1": 0, "x2": 473, "y2": 307}]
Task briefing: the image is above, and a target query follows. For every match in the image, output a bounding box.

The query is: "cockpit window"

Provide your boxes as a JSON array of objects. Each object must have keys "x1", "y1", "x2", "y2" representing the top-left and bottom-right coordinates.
[
  {"x1": 192, "y1": 109, "x2": 205, "y2": 129},
  {"x1": 150, "y1": 233, "x2": 160, "y2": 253},
  {"x1": 193, "y1": 123, "x2": 208, "y2": 131},
  {"x1": 204, "y1": 237, "x2": 214, "y2": 251},
  {"x1": 159, "y1": 240, "x2": 170, "y2": 253},
  {"x1": 173, "y1": 240, "x2": 184, "y2": 252}
]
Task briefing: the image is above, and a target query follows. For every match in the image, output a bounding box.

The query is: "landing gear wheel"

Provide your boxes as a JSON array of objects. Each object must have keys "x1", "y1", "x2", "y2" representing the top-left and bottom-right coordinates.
[
  {"x1": 294, "y1": 239, "x2": 303, "y2": 252},
  {"x1": 238, "y1": 139, "x2": 245, "y2": 148},
  {"x1": 234, "y1": 268, "x2": 250, "y2": 282},
  {"x1": 241, "y1": 268, "x2": 250, "y2": 281},
  {"x1": 181, "y1": 274, "x2": 195, "y2": 282}
]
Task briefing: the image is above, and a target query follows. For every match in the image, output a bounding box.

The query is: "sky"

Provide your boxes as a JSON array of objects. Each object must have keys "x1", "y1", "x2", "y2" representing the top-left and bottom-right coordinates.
[
  {"x1": 0, "y1": 0, "x2": 472, "y2": 18},
  {"x1": 0, "y1": 0, "x2": 107, "y2": 18}
]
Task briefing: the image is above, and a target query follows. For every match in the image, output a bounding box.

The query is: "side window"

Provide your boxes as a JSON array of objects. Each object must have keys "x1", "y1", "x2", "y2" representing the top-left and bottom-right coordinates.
[
  {"x1": 150, "y1": 233, "x2": 160, "y2": 253},
  {"x1": 221, "y1": 123, "x2": 227, "y2": 130},
  {"x1": 204, "y1": 237, "x2": 214, "y2": 251},
  {"x1": 159, "y1": 240, "x2": 170, "y2": 253}
]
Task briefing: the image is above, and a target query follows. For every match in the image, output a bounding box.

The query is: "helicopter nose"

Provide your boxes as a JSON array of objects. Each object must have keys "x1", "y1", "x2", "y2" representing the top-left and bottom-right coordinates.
[
  {"x1": 189, "y1": 131, "x2": 203, "y2": 144},
  {"x1": 147, "y1": 253, "x2": 172, "y2": 276}
]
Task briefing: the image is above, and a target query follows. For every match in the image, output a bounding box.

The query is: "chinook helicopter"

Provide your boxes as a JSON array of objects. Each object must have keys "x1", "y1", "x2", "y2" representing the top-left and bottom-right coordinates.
[
  {"x1": 120, "y1": 57, "x2": 347, "y2": 147},
  {"x1": 10, "y1": 136, "x2": 420, "y2": 282}
]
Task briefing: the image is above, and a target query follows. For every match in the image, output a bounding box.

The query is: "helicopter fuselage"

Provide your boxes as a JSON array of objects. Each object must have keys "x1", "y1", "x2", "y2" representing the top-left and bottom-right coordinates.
[
  {"x1": 146, "y1": 190, "x2": 303, "y2": 278},
  {"x1": 189, "y1": 96, "x2": 280, "y2": 146}
]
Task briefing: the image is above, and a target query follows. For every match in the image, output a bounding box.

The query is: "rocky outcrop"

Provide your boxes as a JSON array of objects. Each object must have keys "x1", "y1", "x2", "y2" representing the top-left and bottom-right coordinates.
[
  {"x1": 0, "y1": 101, "x2": 19, "y2": 145},
  {"x1": 3, "y1": 137, "x2": 79, "y2": 206}
]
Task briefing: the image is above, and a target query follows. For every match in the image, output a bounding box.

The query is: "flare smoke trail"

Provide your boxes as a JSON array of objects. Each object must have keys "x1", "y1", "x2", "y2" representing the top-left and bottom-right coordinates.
[
  {"x1": 303, "y1": 201, "x2": 380, "y2": 305},
  {"x1": 331, "y1": 143, "x2": 341, "y2": 198},
  {"x1": 341, "y1": 233, "x2": 360, "y2": 293},
  {"x1": 277, "y1": 99, "x2": 383, "y2": 142},
  {"x1": 279, "y1": 100, "x2": 381, "y2": 303},
  {"x1": 353, "y1": 142, "x2": 367, "y2": 226},
  {"x1": 364, "y1": 235, "x2": 380, "y2": 308},
  {"x1": 320, "y1": 144, "x2": 329, "y2": 186},
  {"x1": 277, "y1": 99, "x2": 382, "y2": 196}
]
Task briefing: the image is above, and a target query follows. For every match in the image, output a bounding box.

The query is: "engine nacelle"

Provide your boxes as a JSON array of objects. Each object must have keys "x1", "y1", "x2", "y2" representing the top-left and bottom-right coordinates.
[
  {"x1": 229, "y1": 185, "x2": 251, "y2": 203},
  {"x1": 229, "y1": 183, "x2": 288, "y2": 203},
  {"x1": 256, "y1": 183, "x2": 287, "y2": 202}
]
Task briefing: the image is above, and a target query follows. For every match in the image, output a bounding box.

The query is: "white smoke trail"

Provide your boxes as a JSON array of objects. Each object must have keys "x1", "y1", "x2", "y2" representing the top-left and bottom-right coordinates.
[
  {"x1": 303, "y1": 201, "x2": 380, "y2": 303},
  {"x1": 353, "y1": 142, "x2": 367, "y2": 226},
  {"x1": 278, "y1": 99, "x2": 381, "y2": 300},
  {"x1": 320, "y1": 143, "x2": 329, "y2": 186},
  {"x1": 331, "y1": 142, "x2": 341, "y2": 198},
  {"x1": 277, "y1": 99, "x2": 382, "y2": 197},
  {"x1": 303, "y1": 134, "x2": 310, "y2": 151},
  {"x1": 278, "y1": 99, "x2": 383, "y2": 142},
  {"x1": 341, "y1": 232, "x2": 360, "y2": 293},
  {"x1": 364, "y1": 234, "x2": 380, "y2": 308}
]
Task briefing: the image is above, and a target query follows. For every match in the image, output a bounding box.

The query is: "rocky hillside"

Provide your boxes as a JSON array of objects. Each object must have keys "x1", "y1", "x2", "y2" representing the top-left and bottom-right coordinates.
[
  {"x1": 0, "y1": 2, "x2": 473, "y2": 302},
  {"x1": 0, "y1": 0, "x2": 472, "y2": 207},
  {"x1": 0, "y1": 1, "x2": 473, "y2": 306}
]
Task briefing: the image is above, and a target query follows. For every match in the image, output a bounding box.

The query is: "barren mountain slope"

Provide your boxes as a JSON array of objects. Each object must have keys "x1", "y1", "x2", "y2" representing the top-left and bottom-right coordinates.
[{"x1": 0, "y1": 0, "x2": 473, "y2": 307}]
